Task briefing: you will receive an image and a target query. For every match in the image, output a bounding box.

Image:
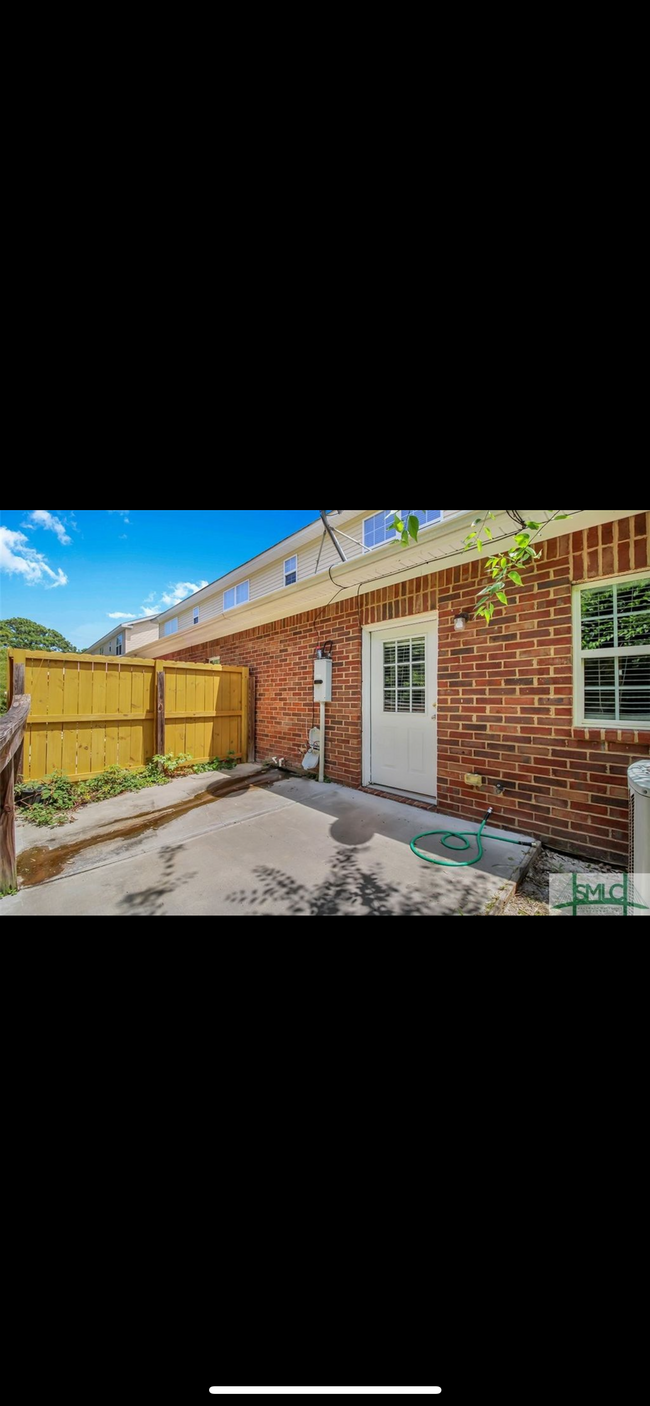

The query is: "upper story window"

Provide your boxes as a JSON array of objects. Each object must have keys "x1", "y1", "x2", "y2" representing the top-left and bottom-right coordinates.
[
  {"x1": 164, "y1": 618, "x2": 179, "y2": 636},
  {"x1": 224, "y1": 581, "x2": 250, "y2": 612},
  {"x1": 193, "y1": 606, "x2": 200, "y2": 625},
  {"x1": 115, "y1": 633, "x2": 124, "y2": 657},
  {"x1": 284, "y1": 556, "x2": 297, "y2": 587},
  {"x1": 363, "y1": 510, "x2": 442, "y2": 551},
  {"x1": 574, "y1": 573, "x2": 650, "y2": 726}
]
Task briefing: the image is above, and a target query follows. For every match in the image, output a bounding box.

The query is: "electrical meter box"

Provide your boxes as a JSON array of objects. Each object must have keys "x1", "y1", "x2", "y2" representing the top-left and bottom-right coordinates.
[{"x1": 314, "y1": 658, "x2": 332, "y2": 703}]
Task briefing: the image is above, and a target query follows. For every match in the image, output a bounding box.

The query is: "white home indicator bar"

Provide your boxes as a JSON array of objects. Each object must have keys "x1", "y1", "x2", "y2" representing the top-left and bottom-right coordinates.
[{"x1": 209, "y1": 1391, "x2": 442, "y2": 1397}]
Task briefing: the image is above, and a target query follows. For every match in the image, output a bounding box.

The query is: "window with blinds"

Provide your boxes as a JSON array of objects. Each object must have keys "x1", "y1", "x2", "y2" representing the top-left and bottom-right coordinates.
[
  {"x1": 383, "y1": 637, "x2": 426, "y2": 713},
  {"x1": 576, "y1": 575, "x2": 650, "y2": 724}
]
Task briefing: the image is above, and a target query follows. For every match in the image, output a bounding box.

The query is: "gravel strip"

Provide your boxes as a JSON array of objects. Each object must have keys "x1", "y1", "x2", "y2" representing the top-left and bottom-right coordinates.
[{"x1": 502, "y1": 847, "x2": 622, "y2": 917}]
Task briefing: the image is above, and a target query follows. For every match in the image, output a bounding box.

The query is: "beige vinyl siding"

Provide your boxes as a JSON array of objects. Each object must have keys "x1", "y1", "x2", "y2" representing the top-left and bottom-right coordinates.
[
  {"x1": 176, "y1": 592, "x2": 224, "y2": 633},
  {"x1": 300, "y1": 526, "x2": 362, "y2": 576},
  {"x1": 251, "y1": 556, "x2": 286, "y2": 600},
  {"x1": 160, "y1": 510, "x2": 462, "y2": 639},
  {"x1": 300, "y1": 511, "x2": 460, "y2": 574},
  {"x1": 128, "y1": 621, "x2": 161, "y2": 650},
  {"x1": 89, "y1": 618, "x2": 159, "y2": 656}
]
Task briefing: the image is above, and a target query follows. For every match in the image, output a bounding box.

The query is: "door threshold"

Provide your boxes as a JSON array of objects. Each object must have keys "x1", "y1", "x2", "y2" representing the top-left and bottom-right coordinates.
[{"x1": 366, "y1": 785, "x2": 438, "y2": 805}]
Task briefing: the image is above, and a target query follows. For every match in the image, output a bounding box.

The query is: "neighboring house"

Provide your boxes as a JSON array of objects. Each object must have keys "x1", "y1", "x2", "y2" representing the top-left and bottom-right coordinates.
[
  {"x1": 87, "y1": 616, "x2": 160, "y2": 657},
  {"x1": 133, "y1": 510, "x2": 650, "y2": 864}
]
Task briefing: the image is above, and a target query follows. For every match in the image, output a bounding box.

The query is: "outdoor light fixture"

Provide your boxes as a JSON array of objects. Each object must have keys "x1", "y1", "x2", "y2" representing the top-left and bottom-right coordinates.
[{"x1": 454, "y1": 613, "x2": 469, "y2": 632}]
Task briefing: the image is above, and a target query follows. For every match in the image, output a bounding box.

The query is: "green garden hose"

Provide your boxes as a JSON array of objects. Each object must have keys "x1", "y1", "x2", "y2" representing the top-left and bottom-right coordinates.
[{"x1": 410, "y1": 807, "x2": 533, "y2": 867}]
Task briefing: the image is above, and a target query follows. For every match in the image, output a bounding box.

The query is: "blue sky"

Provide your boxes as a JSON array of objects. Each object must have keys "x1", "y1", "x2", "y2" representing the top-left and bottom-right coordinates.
[{"x1": 0, "y1": 509, "x2": 321, "y2": 648}]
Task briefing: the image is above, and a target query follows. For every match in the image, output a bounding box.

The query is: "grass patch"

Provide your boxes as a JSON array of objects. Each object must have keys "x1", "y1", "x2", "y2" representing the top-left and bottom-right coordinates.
[{"x1": 15, "y1": 752, "x2": 240, "y2": 827}]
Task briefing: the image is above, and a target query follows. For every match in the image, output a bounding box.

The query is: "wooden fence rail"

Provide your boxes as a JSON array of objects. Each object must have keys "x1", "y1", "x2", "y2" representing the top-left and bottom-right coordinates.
[
  {"x1": 8, "y1": 651, "x2": 250, "y2": 783},
  {"x1": 0, "y1": 691, "x2": 31, "y2": 890}
]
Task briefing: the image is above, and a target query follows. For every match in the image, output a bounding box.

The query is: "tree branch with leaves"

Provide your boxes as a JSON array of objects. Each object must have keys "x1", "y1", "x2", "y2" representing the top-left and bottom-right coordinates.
[
  {"x1": 464, "y1": 511, "x2": 570, "y2": 621},
  {"x1": 390, "y1": 509, "x2": 570, "y2": 624}
]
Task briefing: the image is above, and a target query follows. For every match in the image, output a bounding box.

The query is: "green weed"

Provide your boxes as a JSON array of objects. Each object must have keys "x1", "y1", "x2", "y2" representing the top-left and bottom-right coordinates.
[
  {"x1": 15, "y1": 748, "x2": 239, "y2": 829},
  {"x1": 149, "y1": 753, "x2": 194, "y2": 777},
  {"x1": 192, "y1": 751, "x2": 238, "y2": 774}
]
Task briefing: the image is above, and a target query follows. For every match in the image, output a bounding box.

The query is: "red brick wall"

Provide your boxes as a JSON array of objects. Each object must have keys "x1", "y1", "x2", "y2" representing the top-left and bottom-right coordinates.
[
  {"x1": 164, "y1": 602, "x2": 365, "y2": 787},
  {"x1": 164, "y1": 578, "x2": 437, "y2": 789},
  {"x1": 436, "y1": 514, "x2": 650, "y2": 864},
  {"x1": 164, "y1": 513, "x2": 649, "y2": 863}
]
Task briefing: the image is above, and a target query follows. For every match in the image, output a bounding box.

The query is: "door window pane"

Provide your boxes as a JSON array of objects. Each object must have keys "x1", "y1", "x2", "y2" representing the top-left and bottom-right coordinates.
[{"x1": 383, "y1": 637, "x2": 427, "y2": 713}]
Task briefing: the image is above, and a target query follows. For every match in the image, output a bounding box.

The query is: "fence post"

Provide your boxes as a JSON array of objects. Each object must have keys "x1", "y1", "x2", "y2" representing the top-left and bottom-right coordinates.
[
  {"x1": 0, "y1": 753, "x2": 16, "y2": 892},
  {"x1": 155, "y1": 662, "x2": 166, "y2": 756},
  {"x1": 247, "y1": 673, "x2": 256, "y2": 763},
  {"x1": 0, "y1": 694, "x2": 31, "y2": 894},
  {"x1": 13, "y1": 662, "x2": 25, "y2": 784}
]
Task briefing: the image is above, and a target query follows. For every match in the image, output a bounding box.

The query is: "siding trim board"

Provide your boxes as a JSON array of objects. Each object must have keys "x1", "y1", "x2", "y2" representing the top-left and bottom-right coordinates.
[{"x1": 162, "y1": 512, "x2": 650, "y2": 865}]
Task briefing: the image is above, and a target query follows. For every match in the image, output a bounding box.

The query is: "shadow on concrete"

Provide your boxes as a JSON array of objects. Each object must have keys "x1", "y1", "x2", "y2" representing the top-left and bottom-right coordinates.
[
  {"x1": 117, "y1": 845, "x2": 197, "y2": 917},
  {"x1": 226, "y1": 845, "x2": 456, "y2": 916},
  {"x1": 273, "y1": 779, "x2": 531, "y2": 881}
]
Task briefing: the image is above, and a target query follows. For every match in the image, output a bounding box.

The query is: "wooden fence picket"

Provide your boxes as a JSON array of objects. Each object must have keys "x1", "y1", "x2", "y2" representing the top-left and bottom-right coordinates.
[{"x1": 7, "y1": 651, "x2": 250, "y2": 782}]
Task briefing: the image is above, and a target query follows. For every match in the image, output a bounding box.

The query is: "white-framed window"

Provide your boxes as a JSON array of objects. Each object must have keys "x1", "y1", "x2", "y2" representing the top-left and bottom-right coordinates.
[
  {"x1": 383, "y1": 636, "x2": 426, "y2": 714},
  {"x1": 363, "y1": 509, "x2": 442, "y2": 551},
  {"x1": 284, "y1": 555, "x2": 297, "y2": 587},
  {"x1": 164, "y1": 618, "x2": 179, "y2": 636},
  {"x1": 193, "y1": 606, "x2": 200, "y2": 625},
  {"x1": 573, "y1": 572, "x2": 650, "y2": 727},
  {"x1": 224, "y1": 580, "x2": 250, "y2": 612},
  {"x1": 115, "y1": 633, "x2": 124, "y2": 657}
]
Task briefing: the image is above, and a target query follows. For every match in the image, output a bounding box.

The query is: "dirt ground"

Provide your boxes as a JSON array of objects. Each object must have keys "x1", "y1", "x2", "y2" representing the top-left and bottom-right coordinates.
[{"x1": 503, "y1": 847, "x2": 622, "y2": 916}]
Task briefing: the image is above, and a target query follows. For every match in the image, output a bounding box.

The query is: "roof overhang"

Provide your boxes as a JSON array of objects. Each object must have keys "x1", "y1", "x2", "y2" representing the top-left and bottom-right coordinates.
[{"x1": 131, "y1": 509, "x2": 644, "y2": 658}]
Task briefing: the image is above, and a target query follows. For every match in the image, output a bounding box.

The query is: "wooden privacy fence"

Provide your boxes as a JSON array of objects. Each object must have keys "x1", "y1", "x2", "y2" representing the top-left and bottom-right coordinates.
[{"x1": 8, "y1": 651, "x2": 252, "y2": 783}]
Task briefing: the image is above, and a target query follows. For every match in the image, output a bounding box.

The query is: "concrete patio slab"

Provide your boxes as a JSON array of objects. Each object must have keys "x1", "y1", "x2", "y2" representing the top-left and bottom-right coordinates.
[
  {"x1": 1, "y1": 776, "x2": 537, "y2": 918},
  {"x1": 14, "y1": 762, "x2": 266, "y2": 855}
]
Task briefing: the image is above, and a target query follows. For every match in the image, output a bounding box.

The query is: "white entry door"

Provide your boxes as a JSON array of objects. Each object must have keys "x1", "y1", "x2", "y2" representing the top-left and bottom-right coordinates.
[{"x1": 370, "y1": 621, "x2": 438, "y2": 797}]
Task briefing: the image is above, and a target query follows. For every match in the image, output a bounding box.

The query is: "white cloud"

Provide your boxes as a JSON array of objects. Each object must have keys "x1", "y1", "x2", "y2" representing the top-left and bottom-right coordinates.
[
  {"x1": 97, "y1": 581, "x2": 208, "y2": 624},
  {"x1": 159, "y1": 581, "x2": 209, "y2": 608},
  {"x1": 0, "y1": 526, "x2": 68, "y2": 588},
  {"x1": 27, "y1": 509, "x2": 72, "y2": 545},
  {"x1": 109, "y1": 510, "x2": 131, "y2": 523}
]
